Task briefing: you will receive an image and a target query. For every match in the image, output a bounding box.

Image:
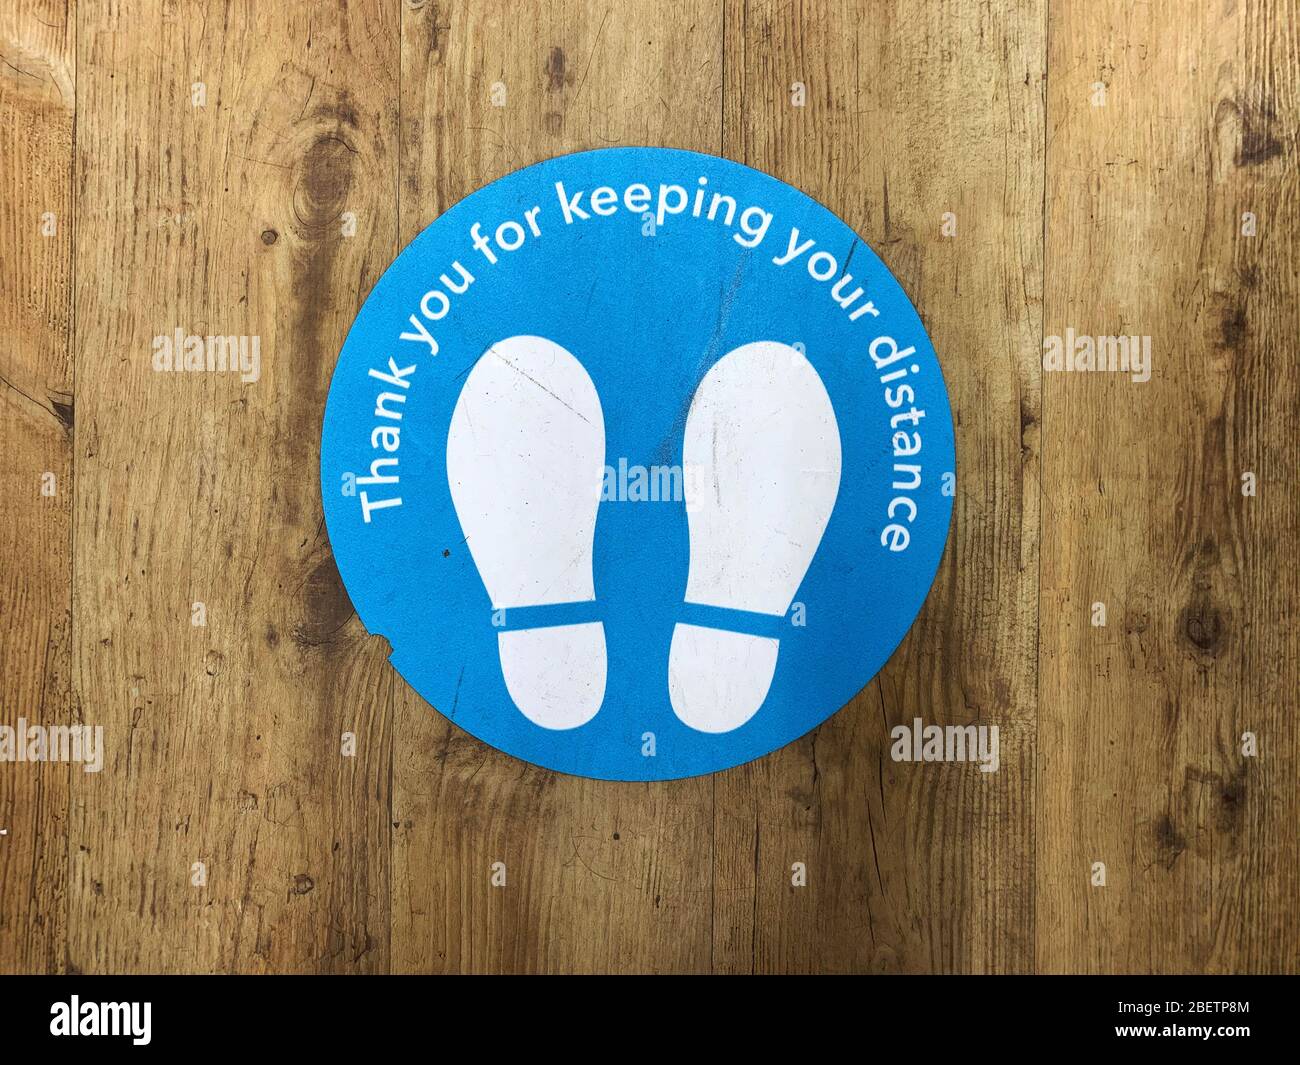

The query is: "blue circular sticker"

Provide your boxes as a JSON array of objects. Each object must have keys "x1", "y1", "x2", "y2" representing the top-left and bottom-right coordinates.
[{"x1": 321, "y1": 147, "x2": 954, "y2": 781}]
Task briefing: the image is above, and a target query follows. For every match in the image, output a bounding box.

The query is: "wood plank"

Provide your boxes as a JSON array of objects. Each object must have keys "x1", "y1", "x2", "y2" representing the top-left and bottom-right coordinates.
[
  {"x1": 714, "y1": 0, "x2": 1044, "y2": 973},
  {"x1": 0, "y1": 0, "x2": 75, "y2": 975},
  {"x1": 1038, "y1": 0, "x2": 1300, "y2": 973},
  {"x1": 69, "y1": 1, "x2": 399, "y2": 972},
  {"x1": 393, "y1": 0, "x2": 723, "y2": 973}
]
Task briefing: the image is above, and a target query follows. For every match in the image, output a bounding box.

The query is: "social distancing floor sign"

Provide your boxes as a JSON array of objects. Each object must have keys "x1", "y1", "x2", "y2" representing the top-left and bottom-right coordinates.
[{"x1": 321, "y1": 147, "x2": 955, "y2": 781}]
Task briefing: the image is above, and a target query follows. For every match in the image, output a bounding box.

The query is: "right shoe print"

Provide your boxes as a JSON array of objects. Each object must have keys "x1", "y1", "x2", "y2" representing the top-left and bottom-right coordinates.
[{"x1": 669, "y1": 341, "x2": 842, "y2": 733}]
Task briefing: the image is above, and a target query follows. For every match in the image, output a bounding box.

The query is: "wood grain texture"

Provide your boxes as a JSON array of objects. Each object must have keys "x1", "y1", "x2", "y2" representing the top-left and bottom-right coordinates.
[
  {"x1": 0, "y1": 0, "x2": 1295, "y2": 974},
  {"x1": 68, "y1": 0, "x2": 399, "y2": 973},
  {"x1": 0, "y1": 0, "x2": 75, "y2": 976},
  {"x1": 1038, "y1": 0, "x2": 1300, "y2": 974}
]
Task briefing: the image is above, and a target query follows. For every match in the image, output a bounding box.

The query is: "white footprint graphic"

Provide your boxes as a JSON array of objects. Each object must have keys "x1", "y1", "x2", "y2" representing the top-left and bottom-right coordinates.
[
  {"x1": 447, "y1": 335, "x2": 607, "y2": 730},
  {"x1": 670, "y1": 341, "x2": 842, "y2": 733}
]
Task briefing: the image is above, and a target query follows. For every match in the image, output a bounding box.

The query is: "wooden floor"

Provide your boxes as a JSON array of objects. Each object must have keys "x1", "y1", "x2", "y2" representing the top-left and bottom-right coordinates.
[{"x1": 2, "y1": 0, "x2": 1297, "y2": 974}]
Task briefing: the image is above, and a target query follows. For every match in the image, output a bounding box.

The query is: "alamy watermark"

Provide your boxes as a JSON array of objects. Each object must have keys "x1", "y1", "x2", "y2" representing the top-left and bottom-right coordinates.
[
  {"x1": 599, "y1": 458, "x2": 704, "y2": 506},
  {"x1": 151, "y1": 327, "x2": 261, "y2": 383},
  {"x1": 890, "y1": 717, "x2": 999, "y2": 773},
  {"x1": 1043, "y1": 329, "x2": 1151, "y2": 383},
  {"x1": 50, "y1": 996, "x2": 150, "y2": 1045},
  {"x1": 0, "y1": 718, "x2": 103, "y2": 773}
]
